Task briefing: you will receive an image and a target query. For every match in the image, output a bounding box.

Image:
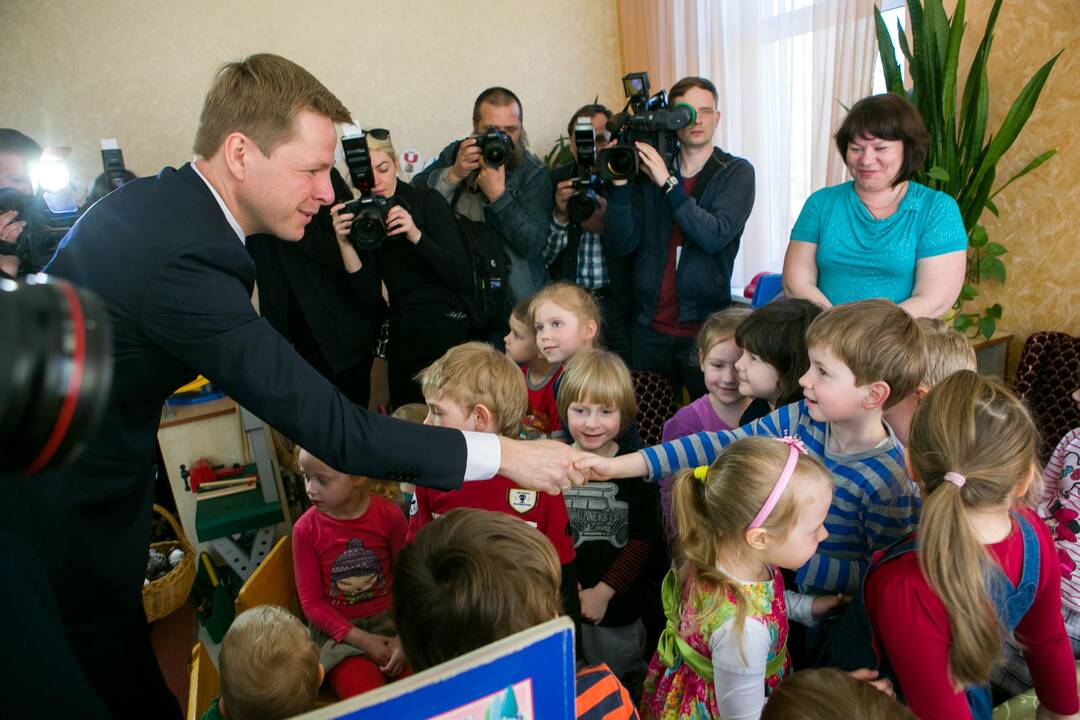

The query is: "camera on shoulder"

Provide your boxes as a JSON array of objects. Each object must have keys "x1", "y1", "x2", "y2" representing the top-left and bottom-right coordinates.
[
  {"x1": 341, "y1": 132, "x2": 400, "y2": 251},
  {"x1": 597, "y1": 71, "x2": 697, "y2": 183}
]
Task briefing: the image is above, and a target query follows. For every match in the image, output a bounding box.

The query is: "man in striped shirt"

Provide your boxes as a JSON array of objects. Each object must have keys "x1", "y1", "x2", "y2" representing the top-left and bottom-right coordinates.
[
  {"x1": 395, "y1": 508, "x2": 638, "y2": 720},
  {"x1": 577, "y1": 299, "x2": 928, "y2": 596}
]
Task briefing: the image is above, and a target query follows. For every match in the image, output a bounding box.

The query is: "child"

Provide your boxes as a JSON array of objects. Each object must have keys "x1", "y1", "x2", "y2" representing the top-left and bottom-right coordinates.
[
  {"x1": 996, "y1": 388, "x2": 1080, "y2": 696},
  {"x1": 505, "y1": 296, "x2": 561, "y2": 439},
  {"x1": 732, "y1": 298, "x2": 824, "y2": 425},
  {"x1": 558, "y1": 349, "x2": 662, "y2": 692},
  {"x1": 641, "y1": 436, "x2": 841, "y2": 719},
  {"x1": 207, "y1": 605, "x2": 323, "y2": 720},
  {"x1": 408, "y1": 342, "x2": 579, "y2": 615},
  {"x1": 531, "y1": 281, "x2": 601, "y2": 366},
  {"x1": 293, "y1": 449, "x2": 408, "y2": 699},
  {"x1": 865, "y1": 371, "x2": 1078, "y2": 719},
  {"x1": 394, "y1": 508, "x2": 640, "y2": 719},
  {"x1": 579, "y1": 299, "x2": 925, "y2": 597},
  {"x1": 882, "y1": 316, "x2": 976, "y2": 446},
  {"x1": 662, "y1": 306, "x2": 754, "y2": 440},
  {"x1": 761, "y1": 668, "x2": 914, "y2": 720}
]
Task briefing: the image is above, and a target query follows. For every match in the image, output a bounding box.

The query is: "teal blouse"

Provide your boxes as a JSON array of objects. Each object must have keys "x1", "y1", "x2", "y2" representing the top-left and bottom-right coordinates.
[{"x1": 790, "y1": 181, "x2": 967, "y2": 305}]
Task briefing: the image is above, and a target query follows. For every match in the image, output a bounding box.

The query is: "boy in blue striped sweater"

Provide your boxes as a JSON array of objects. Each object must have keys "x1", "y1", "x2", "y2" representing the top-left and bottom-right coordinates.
[{"x1": 577, "y1": 299, "x2": 927, "y2": 597}]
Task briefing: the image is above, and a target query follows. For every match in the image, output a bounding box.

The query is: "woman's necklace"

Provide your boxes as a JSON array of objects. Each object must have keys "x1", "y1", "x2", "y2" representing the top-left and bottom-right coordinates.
[{"x1": 858, "y1": 181, "x2": 908, "y2": 219}]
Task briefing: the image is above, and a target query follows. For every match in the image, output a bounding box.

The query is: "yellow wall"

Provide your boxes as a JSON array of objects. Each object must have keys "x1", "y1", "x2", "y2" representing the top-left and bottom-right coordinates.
[
  {"x1": 0, "y1": 0, "x2": 623, "y2": 195},
  {"x1": 953, "y1": 0, "x2": 1080, "y2": 368}
]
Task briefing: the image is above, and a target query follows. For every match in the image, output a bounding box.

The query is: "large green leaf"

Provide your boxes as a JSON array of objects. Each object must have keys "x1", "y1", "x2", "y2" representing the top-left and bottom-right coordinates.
[
  {"x1": 978, "y1": 315, "x2": 997, "y2": 340},
  {"x1": 988, "y1": 149, "x2": 1057, "y2": 200},
  {"x1": 940, "y1": 0, "x2": 965, "y2": 181},
  {"x1": 874, "y1": 7, "x2": 904, "y2": 94}
]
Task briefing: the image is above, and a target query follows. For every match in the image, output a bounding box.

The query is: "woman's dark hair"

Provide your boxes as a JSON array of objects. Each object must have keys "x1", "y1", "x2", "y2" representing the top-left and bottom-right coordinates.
[
  {"x1": 835, "y1": 93, "x2": 929, "y2": 186},
  {"x1": 735, "y1": 298, "x2": 824, "y2": 406}
]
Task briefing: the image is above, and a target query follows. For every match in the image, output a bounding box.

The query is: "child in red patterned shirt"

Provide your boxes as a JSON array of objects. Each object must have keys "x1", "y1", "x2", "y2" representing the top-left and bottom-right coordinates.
[
  {"x1": 505, "y1": 296, "x2": 562, "y2": 440},
  {"x1": 293, "y1": 449, "x2": 409, "y2": 700}
]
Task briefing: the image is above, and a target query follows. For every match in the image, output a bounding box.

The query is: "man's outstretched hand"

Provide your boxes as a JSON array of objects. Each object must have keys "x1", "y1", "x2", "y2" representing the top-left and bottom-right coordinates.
[{"x1": 498, "y1": 437, "x2": 589, "y2": 494}]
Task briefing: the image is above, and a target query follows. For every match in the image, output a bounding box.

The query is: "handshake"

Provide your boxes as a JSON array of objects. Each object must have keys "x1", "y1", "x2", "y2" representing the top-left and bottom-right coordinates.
[{"x1": 497, "y1": 436, "x2": 636, "y2": 495}]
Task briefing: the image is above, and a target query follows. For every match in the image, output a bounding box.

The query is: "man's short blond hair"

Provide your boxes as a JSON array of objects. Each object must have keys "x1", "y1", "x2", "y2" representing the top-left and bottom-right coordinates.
[
  {"x1": 417, "y1": 342, "x2": 527, "y2": 438},
  {"x1": 218, "y1": 605, "x2": 321, "y2": 720},
  {"x1": 916, "y1": 317, "x2": 977, "y2": 387},
  {"x1": 804, "y1": 299, "x2": 926, "y2": 410},
  {"x1": 556, "y1": 349, "x2": 638, "y2": 435},
  {"x1": 193, "y1": 53, "x2": 352, "y2": 159}
]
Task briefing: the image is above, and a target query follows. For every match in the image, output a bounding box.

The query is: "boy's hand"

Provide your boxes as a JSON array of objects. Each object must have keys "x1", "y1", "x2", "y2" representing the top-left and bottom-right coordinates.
[
  {"x1": 574, "y1": 452, "x2": 647, "y2": 482},
  {"x1": 380, "y1": 635, "x2": 407, "y2": 676},
  {"x1": 849, "y1": 668, "x2": 895, "y2": 698},
  {"x1": 810, "y1": 593, "x2": 849, "y2": 621},
  {"x1": 579, "y1": 582, "x2": 615, "y2": 624}
]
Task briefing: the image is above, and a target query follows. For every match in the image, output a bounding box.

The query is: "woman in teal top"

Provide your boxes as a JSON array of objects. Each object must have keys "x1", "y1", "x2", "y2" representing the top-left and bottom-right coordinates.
[{"x1": 782, "y1": 94, "x2": 967, "y2": 317}]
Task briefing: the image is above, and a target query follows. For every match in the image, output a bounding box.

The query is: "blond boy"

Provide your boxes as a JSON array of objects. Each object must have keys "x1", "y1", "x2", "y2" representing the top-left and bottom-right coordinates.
[
  {"x1": 206, "y1": 605, "x2": 323, "y2": 720},
  {"x1": 581, "y1": 299, "x2": 927, "y2": 596}
]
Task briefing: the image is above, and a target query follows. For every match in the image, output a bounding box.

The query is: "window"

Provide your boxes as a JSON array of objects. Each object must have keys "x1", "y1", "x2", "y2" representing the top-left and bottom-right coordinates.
[{"x1": 873, "y1": 2, "x2": 907, "y2": 94}]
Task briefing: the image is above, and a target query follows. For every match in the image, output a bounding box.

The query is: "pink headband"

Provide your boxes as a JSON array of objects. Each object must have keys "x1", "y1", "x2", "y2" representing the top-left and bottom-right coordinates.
[{"x1": 748, "y1": 435, "x2": 808, "y2": 530}]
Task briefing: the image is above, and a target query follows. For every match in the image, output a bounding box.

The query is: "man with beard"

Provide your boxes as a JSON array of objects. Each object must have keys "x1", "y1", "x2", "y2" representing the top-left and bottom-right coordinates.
[
  {"x1": 413, "y1": 87, "x2": 552, "y2": 313},
  {"x1": 604, "y1": 76, "x2": 756, "y2": 402}
]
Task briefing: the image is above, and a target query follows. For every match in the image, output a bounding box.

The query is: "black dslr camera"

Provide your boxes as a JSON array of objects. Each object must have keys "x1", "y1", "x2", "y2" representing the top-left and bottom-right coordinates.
[
  {"x1": 0, "y1": 186, "x2": 80, "y2": 274},
  {"x1": 341, "y1": 132, "x2": 399, "y2": 251},
  {"x1": 477, "y1": 127, "x2": 513, "y2": 168},
  {"x1": 566, "y1": 117, "x2": 605, "y2": 225},
  {"x1": 597, "y1": 72, "x2": 698, "y2": 182}
]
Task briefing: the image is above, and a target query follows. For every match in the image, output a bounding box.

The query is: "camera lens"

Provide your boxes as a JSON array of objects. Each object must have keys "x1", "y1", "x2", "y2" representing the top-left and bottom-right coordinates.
[
  {"x1": 483, "y1": 144, "x2": 505, "y2": 167},
  {"x1": 0, "y1": 275, "x2": 113, "y2": 476},
  {"x1": 567, "y1": 191, "x2": 599, "y2": 225},
  {"x1": 604, "y1": 147, "x2": 637, "y2": 179},
  {"x1": 349, "y1": 211, "x2": 385, "y2": 250}
]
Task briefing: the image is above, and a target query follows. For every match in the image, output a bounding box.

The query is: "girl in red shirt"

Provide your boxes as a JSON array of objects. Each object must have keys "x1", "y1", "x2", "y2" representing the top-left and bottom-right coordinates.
[
  {"x1": 865, "y1": 371, "x2": 1078, "y2": 719},
  {"x1": 293, "y1": 449, "x2": 409, "y2": 699}
]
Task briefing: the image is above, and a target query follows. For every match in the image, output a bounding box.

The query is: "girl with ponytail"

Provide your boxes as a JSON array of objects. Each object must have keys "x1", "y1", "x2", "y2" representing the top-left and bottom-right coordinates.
[
  {"x1": 864, "y1": 370, "x2": 1078, "y2": 719},
  {"x1": 640, "y1": 436, "x2": 841, "y2": 719}
]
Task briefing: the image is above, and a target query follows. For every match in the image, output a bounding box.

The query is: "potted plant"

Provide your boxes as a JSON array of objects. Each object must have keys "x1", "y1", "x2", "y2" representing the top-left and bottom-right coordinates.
[{"x1": 874, "y1": 0, "x2": 1061, "y2": 339}]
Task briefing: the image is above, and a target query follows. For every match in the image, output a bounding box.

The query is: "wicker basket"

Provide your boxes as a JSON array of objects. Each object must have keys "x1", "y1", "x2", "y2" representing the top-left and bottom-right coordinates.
[{"x1": 142, "y1": 504, "x2": 197, "y2": 623}]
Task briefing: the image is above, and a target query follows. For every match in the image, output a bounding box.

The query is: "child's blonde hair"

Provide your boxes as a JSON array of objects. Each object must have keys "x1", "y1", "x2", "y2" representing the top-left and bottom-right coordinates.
[
  {"x1": 908, "y1": 370, "x2": 1038, "y2": 688},
  {"x1": 529, "y1": 281, "x2": 602, "y2": 340},
  {"x1": 697, "y1": 306, "x2": 753, "y2": 359},
  {"x1": 298, "y1": 448, "x2": 399, "y2": 504},
  {"x1": 762, "y1": 668, "x2": 916, "y2": 719},
  {"x1": 391, "y1": 403, "x2": 429, "y2": 425},
  {"x1": 511, "y1": 296, "x2": 534, "y2": 328},
  {"x1": 916, "y1": 317, "x2": 977, "y2": 387},
  {"x1": 218, "y1": 605, "x2": 321, "y2": 720},
  {"x1": 804, "y1": 299, "x2": 926, "y2": 410},
  {"x1": 671, "y1": 437, "x2": 831, "y2": 656},
  {"x1": 416, "y1": 342, "x2": 527, "y2": 438},
  {"x1": 556, "y1": 349, "x2": 638, "y2": 435}
]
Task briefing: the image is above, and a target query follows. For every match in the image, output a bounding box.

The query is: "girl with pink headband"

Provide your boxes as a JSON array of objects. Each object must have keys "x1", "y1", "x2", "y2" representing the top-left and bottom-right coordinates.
[{"x1": 640, "y1": 436, "x2": 858, "y2": 719}]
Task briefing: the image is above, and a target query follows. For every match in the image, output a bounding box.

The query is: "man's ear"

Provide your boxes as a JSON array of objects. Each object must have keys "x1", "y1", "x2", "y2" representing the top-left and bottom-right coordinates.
[
  {"x1": 862, "y1": 380, "x2": 891, "y2": 411},
  {"x1": 221, "y1": 132, "x2": 254, "y2": 181},
  {"x1": 473, "y1": 403, "x2": 496, "y2": 433}
]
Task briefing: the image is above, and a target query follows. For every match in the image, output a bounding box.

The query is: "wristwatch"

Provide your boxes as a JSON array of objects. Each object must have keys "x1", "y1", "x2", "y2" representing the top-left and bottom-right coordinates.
[{"x1": 662, "y1": 176, "x2": 679, "y2": 194}]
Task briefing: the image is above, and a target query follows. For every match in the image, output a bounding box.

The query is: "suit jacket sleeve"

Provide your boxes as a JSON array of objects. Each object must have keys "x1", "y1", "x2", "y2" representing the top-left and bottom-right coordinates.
[{"x1": 139, "y1": 239, "x2": 467, "y2": 490}]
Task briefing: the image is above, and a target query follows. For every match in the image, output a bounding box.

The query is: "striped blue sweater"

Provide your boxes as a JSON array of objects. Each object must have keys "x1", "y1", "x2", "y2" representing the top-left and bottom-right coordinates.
[{"x1": 642, "y1": 400, "x2": 919, "y2": 595}]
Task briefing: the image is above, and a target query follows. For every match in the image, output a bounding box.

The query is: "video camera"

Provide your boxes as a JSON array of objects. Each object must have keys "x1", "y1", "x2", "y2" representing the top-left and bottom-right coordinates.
[
  {"x1": 341, "y1": 131, "x2": 400, "y2": 251},
  {"x1": 0, "y1": 151, "x2": 81, "y2": 273},
  {"x1": 597, "y1": 72, "x2": 697, "y2": 182},
  {"x1": 566, "y1": 117, "x2": 605, "y2": 225}
]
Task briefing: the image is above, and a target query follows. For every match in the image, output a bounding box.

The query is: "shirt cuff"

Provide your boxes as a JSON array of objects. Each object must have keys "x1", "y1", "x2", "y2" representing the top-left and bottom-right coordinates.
[{"x1": 462, "y1": 431, "x2": 501, "y2": 481}]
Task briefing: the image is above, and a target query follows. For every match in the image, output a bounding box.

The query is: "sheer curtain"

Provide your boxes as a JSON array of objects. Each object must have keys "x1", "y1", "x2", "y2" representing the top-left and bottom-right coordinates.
[{"x1": 618, "y1": 0, "x2": 878, "y2": 289}]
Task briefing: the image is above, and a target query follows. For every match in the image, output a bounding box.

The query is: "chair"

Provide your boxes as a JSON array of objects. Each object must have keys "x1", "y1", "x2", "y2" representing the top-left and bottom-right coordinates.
[
  {"x1": 187, "y1": 641, "x2": 220, "y2": 720},
  {"x1": 1011, "y1": 331, "x2": 1080, "y2": 462},
  {"x1": 233, "y1": 534, "x2": 300, "y2": 618},
  {"x1": 632, "y1": 370, "x2": 679, "y2": 447}
]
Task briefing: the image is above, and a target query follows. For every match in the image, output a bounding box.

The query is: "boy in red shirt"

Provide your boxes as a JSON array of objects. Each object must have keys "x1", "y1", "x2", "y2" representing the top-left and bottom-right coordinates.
[{"x1": 409, "y1": 342, "x2": 579, "y2": 618}]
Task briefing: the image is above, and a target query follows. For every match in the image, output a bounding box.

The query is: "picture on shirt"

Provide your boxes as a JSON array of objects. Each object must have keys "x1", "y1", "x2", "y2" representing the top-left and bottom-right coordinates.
[
  {"x1": 563, "y1": 483, "x2": 629, "y2": 548},
  {"x1": 329, "y1": 538, "x2": 386, "y2": 606}
]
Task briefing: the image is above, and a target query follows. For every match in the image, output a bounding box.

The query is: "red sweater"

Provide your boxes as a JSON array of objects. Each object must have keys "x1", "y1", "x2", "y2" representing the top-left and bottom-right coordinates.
[
  {"x1": 866, "y1": 508, "x2": 1077, "y2": 719},
  {"x1": 407, "y1": 474, "x2": 575, "y2": 565},
  {"x1": 292, "y1": 496, "x2": 407, "y2": 642},
  {"x1": 523, "y1": 365, "x2": 564, "y2": 439}
]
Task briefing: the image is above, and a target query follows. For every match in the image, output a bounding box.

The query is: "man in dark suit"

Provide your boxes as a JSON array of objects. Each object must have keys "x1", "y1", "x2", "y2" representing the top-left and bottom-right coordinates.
[{"x1": 0, "y1": 54, "x2": 582, "y2": 719}]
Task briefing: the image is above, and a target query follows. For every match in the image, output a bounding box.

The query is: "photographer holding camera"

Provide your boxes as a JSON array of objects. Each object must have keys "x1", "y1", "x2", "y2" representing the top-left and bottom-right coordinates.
[
  {"x1": 546, "y1": 104, "x2": 632, "y2": 361},
  {"x1": 329, "y1": 129, "x2": 472, "y2": 407},
  {"x1": 604, "y1": 76, "x2": 755, "y2": 400},
  {"x1": 413, "y1": 86, "x2": 552, "y2": 312},
  {"x1": 0, "y1": 129, "x2": 42, "y2": 279}
]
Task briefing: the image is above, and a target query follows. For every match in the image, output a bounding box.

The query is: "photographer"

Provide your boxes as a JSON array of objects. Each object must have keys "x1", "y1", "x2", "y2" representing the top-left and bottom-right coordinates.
[
  {"x1": 330, "y1": 129, "x2": 472, "y2": 408},
  {"x1": 604, "y1": 76, "x2": 755, "y2": 400},
  {"x1": 413, "y1": 87, "x2": 552, "y2": 311},
  {"x1": 546, "y1": 104, "x2": 632, "y2": 361},
  {"x1": 247, "y1": 166, "x2": 382, "y2": 407},
  {"x1": 0, "y1": 129, "x2": 42, "y2": 279}
]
